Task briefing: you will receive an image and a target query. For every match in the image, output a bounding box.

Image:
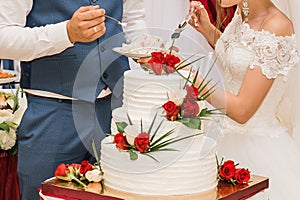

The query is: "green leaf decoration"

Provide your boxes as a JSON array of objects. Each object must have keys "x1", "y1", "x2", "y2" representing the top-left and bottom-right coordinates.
[
  {"x1": 150, "y1": 119, "x2": 164, "y2": 142},
  {"x1": 182, "y1": 117, "x2": 201, "y2": 130},
  {"x1": 126, "y1": 114, "x2": 133, "y2": 125},
  {"x1": 56, "y1": 175, "x2": 72, "y2": 182},
  {"x1": 0, "y1": 122, "x2": 10, "y2": 132},
  {"x1": 182, "y1": 68, "x2": 193, "y2": 89},
  {"x1": 143, "y1": 153, "x2": 159, "y2": 163},
  {"x1": 151, "y1": 132, "x2": 203, "y2": 152},
  {"x1": 116, "y1": 122, "x2": 128, "y2": 133},
  {"x1": 12, "y1": 87, "x2": 20, "y2": 113},
  {"x1": 8, "y1": 144, "x2": 18, "y2": 155},
  {"x1": 147, "y1": 112, "x2": 158, "y2": 135},
  {"x1": 92, "y1": 138, "x2": 101, "y2": 168},
  {"x1": 129, "y1": 150, "x2": 138, "y2": 160},
  {"x1": 150, "y1": 128, "x2": 175, "y2": 147},
  {"x1": 176, "y1": 55, "x2": 206, "y2": 71},
  {"x1": 4, "y1": 121, "x2": 17, "y2": 128}
]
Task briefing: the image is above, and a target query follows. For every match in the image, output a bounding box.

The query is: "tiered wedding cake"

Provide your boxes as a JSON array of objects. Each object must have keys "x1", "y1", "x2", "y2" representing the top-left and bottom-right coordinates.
[{"x1": 100, "y1": 69, "x2": 218, "y2": 199}]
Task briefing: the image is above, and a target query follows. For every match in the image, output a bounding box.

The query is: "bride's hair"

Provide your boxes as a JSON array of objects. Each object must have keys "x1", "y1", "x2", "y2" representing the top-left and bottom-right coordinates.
[{"x1": 215, "y1": 1, "x2": 236, "y2": 32}]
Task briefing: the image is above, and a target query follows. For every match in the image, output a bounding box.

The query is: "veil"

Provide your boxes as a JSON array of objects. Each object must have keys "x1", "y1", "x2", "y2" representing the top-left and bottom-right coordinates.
[{"x1": 272, "y1": 0, "x2": 300, "y2": 145}]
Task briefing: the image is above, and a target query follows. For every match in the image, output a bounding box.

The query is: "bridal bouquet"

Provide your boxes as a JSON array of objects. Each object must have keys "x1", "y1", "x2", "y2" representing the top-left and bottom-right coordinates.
[{"x1": 0, "y1": 89, "x2": 25, "y2": 155}]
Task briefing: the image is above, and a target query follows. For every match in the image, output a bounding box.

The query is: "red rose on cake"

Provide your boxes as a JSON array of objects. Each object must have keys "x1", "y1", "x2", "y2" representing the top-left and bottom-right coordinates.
[
  {"x1": 162, "y1": 101, "x2": 180, "y2": 121},
  {"x1": 185, "y1": 85, "x2": 199, "y2": 100},
  {"x1": 164, "y1": 54, "x2": 181, "y2": 73},
  {"x1": 162, "y1": 84, "x2": 212, "y2": 130},
  {"x1": 134, "y1": 132, "x2": 150, "y2": 153},
  {"x1": 113, "y1": 132, "x2": 129, "y2": 150},
  {"x1": 147, "y1": 52, "x2": 180, "y2": 75}
]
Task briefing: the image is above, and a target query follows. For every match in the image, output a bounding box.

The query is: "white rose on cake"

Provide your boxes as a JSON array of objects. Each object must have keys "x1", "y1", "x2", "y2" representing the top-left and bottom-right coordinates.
[
  {"x1": 85, "y1": 169, "x2": 103, "y2": 183},
  {"x1": 124, "y1": 124, "x2": 140, "y2": 146}
]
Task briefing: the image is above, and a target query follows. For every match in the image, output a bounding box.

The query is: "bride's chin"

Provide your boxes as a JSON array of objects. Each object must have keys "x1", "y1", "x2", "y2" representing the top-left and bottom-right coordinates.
[{"x1": 219, "y1": 0, "x2": 239, "y2": 8}]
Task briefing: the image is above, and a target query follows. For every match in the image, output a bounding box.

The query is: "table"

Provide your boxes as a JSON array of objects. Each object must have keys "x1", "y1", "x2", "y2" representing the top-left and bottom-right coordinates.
[
  {"x1": 0, "y1": 151, "x2": 20, "y2": 200},
  {"x1": 40, "y1": 175, "x2": 269, "y2": 200}
]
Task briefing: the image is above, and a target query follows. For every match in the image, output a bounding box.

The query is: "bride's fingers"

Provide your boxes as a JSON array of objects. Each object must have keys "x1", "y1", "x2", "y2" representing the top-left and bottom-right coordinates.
[
  {"x1": 189, "y1": 2, "x2": 206, "y2": 28},
  {"x1": 189, "y1": 12, "x2": 200, "y2": 28},
  {"x1": 137, "y1": 57, "x2": 150, "y2": 63}
]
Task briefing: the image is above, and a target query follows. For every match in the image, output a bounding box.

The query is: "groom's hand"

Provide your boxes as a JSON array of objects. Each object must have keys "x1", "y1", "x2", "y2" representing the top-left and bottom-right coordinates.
[{"x1": 67, "y1": 5, "x2": 106, "y2": 43}]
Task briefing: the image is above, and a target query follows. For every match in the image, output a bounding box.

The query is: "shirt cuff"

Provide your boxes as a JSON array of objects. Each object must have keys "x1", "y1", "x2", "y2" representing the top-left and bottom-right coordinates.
[{"x1": 47, "y1": 21, "x2": 74, "y2": 52}]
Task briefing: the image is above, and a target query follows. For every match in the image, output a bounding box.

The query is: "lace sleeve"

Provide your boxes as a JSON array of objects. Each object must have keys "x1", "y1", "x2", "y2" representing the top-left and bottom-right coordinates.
[{"x1": 249, "y1": 31, "x2": 299, "y2": 81}]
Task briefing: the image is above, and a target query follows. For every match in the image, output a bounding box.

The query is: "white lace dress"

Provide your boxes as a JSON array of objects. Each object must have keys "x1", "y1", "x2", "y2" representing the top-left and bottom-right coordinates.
[{"x1": 214, "y1": 13, "x2": 300, "y2": 200}]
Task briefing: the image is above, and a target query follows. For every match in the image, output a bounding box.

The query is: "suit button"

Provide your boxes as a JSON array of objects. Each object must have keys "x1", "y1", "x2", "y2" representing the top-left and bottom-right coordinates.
[
  {"x1": 103, "y1": 73, "x2": 108, "y2": 79},
  {"x1": 100, "y1": 46, "x2": 105, "y2": 52},
  {"x1": 91, "y1": 0, "x2": 97, "y2": 2}
]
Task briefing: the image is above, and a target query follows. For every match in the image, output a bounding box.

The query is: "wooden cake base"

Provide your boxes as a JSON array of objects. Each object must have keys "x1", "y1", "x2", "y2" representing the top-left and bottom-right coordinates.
[{"x1": 41, "y1": 175, "x2": 269, "y2": 200}]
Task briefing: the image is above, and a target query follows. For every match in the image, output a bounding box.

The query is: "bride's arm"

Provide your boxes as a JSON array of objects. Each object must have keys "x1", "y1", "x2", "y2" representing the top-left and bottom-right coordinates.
[
  {"x1": 197, "y1": 68, "x2": 274, "y2": 124},
  {"x1": 189, "y1": 1, "x2": 222, "y2": 48},
  {"x1": 195, "y1": 13, "x2": 295, "y2": 124}
]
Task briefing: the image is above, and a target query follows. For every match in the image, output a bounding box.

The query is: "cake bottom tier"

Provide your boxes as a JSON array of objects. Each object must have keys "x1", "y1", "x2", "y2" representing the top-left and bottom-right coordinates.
[
  {"x1": 101, "y1": 134, "x2": 218, "y2": 196},
  {"x1": 104, "y1": 186, "x2": 218, "y2": 200}
]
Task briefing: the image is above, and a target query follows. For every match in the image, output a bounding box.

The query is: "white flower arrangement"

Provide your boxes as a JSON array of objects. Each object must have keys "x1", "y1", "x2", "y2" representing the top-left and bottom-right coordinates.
[{"x1": 0, "y1": 89, "x2": 26, "y2": 154}]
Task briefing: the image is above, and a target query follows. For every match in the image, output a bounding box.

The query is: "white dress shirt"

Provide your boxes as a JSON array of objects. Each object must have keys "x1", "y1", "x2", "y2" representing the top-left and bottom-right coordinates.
[
  {"x1": 0, "y1": 0, "x2": 146, "y2": 99},
  {"x1": 0, "y1": 0, "x2": 146, "y2": 61}
]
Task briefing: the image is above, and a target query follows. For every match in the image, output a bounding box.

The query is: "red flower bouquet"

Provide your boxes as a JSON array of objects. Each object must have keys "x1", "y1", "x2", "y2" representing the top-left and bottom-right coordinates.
[
  {"x1": 217, "y1": 158, "x2": 251, "y2": 185},
  {"x1": 54, "y1": 160, "x2": 104, "y2": 191}
]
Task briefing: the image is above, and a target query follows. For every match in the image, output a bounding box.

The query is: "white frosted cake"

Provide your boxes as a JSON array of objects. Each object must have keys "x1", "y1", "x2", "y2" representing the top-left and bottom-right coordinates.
[{"x1": 101, "y1": 69, "x2": 218, "y2": 199}]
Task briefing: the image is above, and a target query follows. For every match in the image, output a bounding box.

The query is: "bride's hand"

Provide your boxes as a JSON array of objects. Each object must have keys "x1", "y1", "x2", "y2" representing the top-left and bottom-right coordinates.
[{"x1": 189, "y1": 1, "x2": 212, "y2": 35}]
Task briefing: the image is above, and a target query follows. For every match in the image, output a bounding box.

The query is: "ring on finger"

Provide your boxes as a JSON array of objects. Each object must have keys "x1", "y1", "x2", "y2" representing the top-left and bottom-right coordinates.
[
  {"x1": 193, "y1": 1, "x2": 202, "y2": 6},
  {"x1": 93, "y1": 26, "x2": 97, "y2": 33}
]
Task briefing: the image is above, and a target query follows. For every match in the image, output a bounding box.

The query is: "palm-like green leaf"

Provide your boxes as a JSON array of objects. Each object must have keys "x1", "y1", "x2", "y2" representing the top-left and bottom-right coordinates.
[
  {"x1": 126, "y1": 114, "x2": 133, "y2": 125},
  {"x1": 92, "y1": 138, "x2": 101, "y2": 168},
  {"x1": 150, "y1": 119, "x2": 164, "y2": 142},
  {"x1": 176, "y1": 55, "x2": 206, "y2": 71},
  {"x1": 142, "y1": 152, "x2": 159, "y2": 163},
  {"x1": 151, "y1": 133, "x2": 203, "y2": 152},
  {"x1": 150, "y1": 128, "x2": 175, "y2": 147},
  {"x1": 147, "y1": 112, "x2": 158, "y2": 135},
  {"x1": 12, "y1": 87, "x2": 20, "y2": 113}
]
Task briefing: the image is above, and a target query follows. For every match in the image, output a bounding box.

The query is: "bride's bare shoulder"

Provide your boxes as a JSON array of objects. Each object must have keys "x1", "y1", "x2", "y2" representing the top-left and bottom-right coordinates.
[{"x1": 262, "y1": 8, "x2": 294, "y2": 37}]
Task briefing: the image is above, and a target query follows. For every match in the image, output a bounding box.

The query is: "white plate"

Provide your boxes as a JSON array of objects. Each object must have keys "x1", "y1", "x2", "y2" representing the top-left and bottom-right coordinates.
[
  {"x1": 0, "y1": 70, "x2": 19, "y2": 84},
  {"x1": 113, "y1": 47, "x2": 166, "y2": 59}
]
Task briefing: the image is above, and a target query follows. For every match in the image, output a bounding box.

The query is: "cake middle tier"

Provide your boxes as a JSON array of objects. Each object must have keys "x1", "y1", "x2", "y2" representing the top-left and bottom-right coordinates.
[{"x1": 122, "y1": 69, "x2": 186, "y2": 119}]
